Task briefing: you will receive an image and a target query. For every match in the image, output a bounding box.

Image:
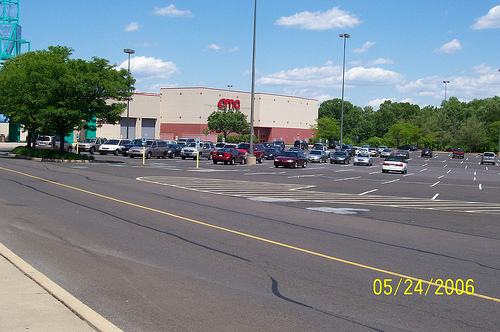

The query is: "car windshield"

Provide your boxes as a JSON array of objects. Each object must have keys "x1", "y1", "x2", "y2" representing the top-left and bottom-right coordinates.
[
  {"x1": 237, "y1": 143, "x2": 250, "y2": 150},
  {"x1": 38, "y1": 136, "x2": 51, "y2": 141},
  {"x1": 484, "y1": 152, "x2": 495, "y2": 157},
  {"x1": 357, "y1": 153, "x2": 369, "y2": 157},
  {"x1": 309, "y1": 150, "x2": 322, "y2": 155},
  {"x1": 333, "y1": 151, "x2": 345, "y2": 156},
  {"x1": 383, "y1": 149, "x2": 392, "y2": 152},
  {"x1": 105, "y1": 139, "x2": 119, "y2": 145},
  {"x1": 265, "y1": 148, "x2": 277, "y2": 153},
  {"x1": 281, "y1": 151, "x2": 298, "y2": 157},
  {"x1": 186, "y1": 142, "x2": 196, "y2": 147},
  {"x1": 217, "y1": 148, "x2": 233, "y2": 153},
  {"x1": 84, "y1": 138, "x2": 96, "y2": 143}
]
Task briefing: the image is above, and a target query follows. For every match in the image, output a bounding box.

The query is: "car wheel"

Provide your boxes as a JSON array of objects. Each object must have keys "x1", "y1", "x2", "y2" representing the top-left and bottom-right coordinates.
[
  {"x1": 208, "y1": 153, "x2": 212, "y2": 160},
  {"x1": 130, "y1": 155, "x2": 135, "y2": 158},
  {"x1": 240, "y1": 158, "x2": 244, "y2": 164},
  {"x1": 274, "y1": 164, "x2": 278, "y2": 168},
  {"x1": 100, "y1": 152, "x2": 105, "y2": 155},
  {"x1": 162, "y1": 152, "x2": 167, "y2": 159},
  {"x1": 330, "y1": 160, "x2": 333, "y2": 164},
  {"x1": 302, "y1": 161, "x2": 307, "y2": 168},
  {"x1": 213, "y1": 160, "x2": 217, "y2": 164},
  {"x1": 113, "y1": 149, "x2": 118, "y2": 156},
  {"x1": 182, "y1": 156, "x2": 186, "y2": 160},
  {"x1": 231, "y1": 158, "x2": 235, "y2": 165},
  {"x1": 90, "y1": 147, "x2": 94, "y2": 154},
  {"x1": 145, "y1": 151, "x2": 151, "y2": 159}
]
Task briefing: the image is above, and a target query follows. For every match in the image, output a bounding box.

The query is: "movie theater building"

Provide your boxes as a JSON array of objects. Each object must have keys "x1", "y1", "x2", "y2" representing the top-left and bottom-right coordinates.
[
  {"x1": 92, "y1": 87, "x2": 318, "y2": 144},
  {"x1": 159, "y1": 87, "x2": 318, "y2": 143}
]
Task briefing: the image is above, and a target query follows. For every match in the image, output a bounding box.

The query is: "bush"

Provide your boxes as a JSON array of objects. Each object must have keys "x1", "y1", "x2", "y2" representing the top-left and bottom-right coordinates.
[{"x1": 11, "y1": 146, "x2": 94, "y2": 161}]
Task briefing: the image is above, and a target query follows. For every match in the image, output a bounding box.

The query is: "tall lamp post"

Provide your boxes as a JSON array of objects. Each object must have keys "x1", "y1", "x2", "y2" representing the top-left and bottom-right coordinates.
[
  {"x1": 443, "y1": 80, "x2": 449, "y2": 121},
  {"x1": 247, "y1": 0, "x2": 257, "y2": 164},
  {"x1": 339, "y1": 33, "x2": 350, "y2": 147},
  {"x1": 123, "y1": 48, "x2": 135, "y2": 139}
]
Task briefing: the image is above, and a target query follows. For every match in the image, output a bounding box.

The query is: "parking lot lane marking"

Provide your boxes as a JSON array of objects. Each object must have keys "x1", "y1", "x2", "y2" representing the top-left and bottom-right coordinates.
[
  {"x1": 419, "y1": 168, "x2": 427, "y2": 172},
  {"x1": 368, "y1": 171, "x2": 380, "y2": 175},
  {"x1": 438, "y1": 175, "x2": 444, "y2": 179},
  {"x1": 486, "y1": 167, "x2": 489, "y2": 171},
  {"x1": 465, "y1": 165, "x2": 468, "y2": 169},
  {"x1": 3, "y1": 166, "x2": 500, "y2": 304},
  {"x1": 359, "y1": 189, "x2": 378, "y2": 195},
  {"x1": 381, "y1": 178, "x2": 400, "y2": 185},
  {"x1": 430, "y1": 181, "x2": 440, "y2": 187},
  {"x1": 333, "y1": 176, "x2": 361, "y2": 182},
  {"x1": 447, "y1": 169, "x2": 451, "y2": 174},
  {"x1": 334, "y1": 169, "x2": 353, "y2": 172},
  {"x1": 403, "y1": 173, "x2": 413, "y2": 177},
  {"x1": 474, "y1": 177, "x2": 476, "y2": 181},
  {"x1": 479, "y1": 184, "x2": 482, "y2": 190},
  {"x1": 431, "y1": 194, "x2": 439, "y2": 200}
]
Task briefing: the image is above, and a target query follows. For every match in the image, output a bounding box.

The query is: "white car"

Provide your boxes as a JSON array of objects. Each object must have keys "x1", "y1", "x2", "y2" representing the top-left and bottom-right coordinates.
[
  {"x1": 377, "y1": 146, "x2": 388, "y2": 153},
  {"x1": 98, "y1": 138, "x2": 131, "y2": 155},
  {"x1": 382, "y1": 156, "x2": 408, "y2": 174},
  {"x1": 353, "y1": 153, "x2": 373, "y2": 166}
]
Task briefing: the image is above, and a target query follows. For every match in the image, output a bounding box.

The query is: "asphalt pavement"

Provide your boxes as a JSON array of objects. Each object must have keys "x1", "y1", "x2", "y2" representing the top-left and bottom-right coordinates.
[{"x1": 0, "y1": 142, "x2": 120, "y2": 331}]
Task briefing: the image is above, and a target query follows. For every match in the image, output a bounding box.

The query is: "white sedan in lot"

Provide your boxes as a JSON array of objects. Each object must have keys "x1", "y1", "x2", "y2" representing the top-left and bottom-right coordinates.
[{"x1": 382, "y1": 156, "x2": 408, "y2": 174}]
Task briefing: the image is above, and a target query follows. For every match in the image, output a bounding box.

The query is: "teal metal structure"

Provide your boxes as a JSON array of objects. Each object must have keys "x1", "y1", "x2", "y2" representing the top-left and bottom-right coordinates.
[{"x1": 0, "y1": 0, "x2": 30, "y2": 64}]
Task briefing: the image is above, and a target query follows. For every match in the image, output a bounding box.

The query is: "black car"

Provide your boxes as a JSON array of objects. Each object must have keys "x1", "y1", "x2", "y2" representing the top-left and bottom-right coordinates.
[
  {"x1": 167, "y1": 144, "x2": 182, "y2": 158},
  {"x1": 294, "y1": 140, "x2": 309, "y2": 150},
  {"x1": 263, "y1": 147, "x2": 281, "y2": 160},
  {"x1": 121, "y1": 138, "x2": 142, "y2": 156},
  {"x1": 421, "y1": 148, "x2": 433, "y2": 158},
  {"x1": 398, "y1": 144, "x2": 417, "y2": 151},
  {"x1": 330, "y1": 151, "x2": 351, "y2": 164}
]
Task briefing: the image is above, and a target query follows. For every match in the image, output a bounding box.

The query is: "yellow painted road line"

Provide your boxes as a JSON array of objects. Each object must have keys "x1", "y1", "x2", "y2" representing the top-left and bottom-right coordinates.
[{"x1": 1, "y1": 166, "x2": 499, "y2": 304}]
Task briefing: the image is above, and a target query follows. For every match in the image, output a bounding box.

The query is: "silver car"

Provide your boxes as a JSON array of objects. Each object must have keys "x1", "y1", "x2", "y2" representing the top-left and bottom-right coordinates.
[
  {"x1": 353, "y1": 152, "x2": 373, "y2": 166},
  {"x1": 480, "y1": 152, "x2": 496, "y2": 165},
  {"x1": 380, "y1": 148, "x2": 394, "y2": 158},
  {"x1": 306, "y1": 149, "x2": 328, "y2": 163}
]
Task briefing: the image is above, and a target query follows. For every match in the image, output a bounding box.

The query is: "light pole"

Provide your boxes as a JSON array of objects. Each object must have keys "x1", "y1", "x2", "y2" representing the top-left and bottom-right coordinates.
[
  {"x1": 124, "y1": 48, "x2": 135, "y2": 139},
  {"x1": 339, "y1": 33, "x2": 350, "y2": 147},
  {"x1": 247, "y1": 0, "x2": 257, "y2": 164},
  {"x1": 443, "y1": 80, "x2": 449, "y2": 121}
]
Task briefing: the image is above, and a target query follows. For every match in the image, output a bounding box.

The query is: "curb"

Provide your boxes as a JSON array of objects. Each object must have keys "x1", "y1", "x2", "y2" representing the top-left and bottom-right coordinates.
[{"x1": 0, "y1": 243, "x2": 122, "y2": 332}]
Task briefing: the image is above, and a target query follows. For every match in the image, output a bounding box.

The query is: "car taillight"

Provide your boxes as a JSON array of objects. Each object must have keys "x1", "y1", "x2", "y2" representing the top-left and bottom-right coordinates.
[
  {"x1": 382, "y1": 162, "x2": 389, "y2": 165},
  {"x1": 396, "y1": 163, "x2": 403, "y2": 166}
]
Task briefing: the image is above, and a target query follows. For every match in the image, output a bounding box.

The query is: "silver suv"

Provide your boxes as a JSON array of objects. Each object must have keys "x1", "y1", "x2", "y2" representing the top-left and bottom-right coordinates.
[
  {"x1": 480, "y1": 152, "x2": 496, "y2": 165},
  {"x1": 181, "y1": 141, "x2": 215, "y2": 159}
]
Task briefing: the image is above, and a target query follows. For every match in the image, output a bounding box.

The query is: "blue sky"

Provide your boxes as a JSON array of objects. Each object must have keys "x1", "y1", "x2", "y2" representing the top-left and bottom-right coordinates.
[{"x1": 18, "y1": 0, "x2": 500, "y2": 109}]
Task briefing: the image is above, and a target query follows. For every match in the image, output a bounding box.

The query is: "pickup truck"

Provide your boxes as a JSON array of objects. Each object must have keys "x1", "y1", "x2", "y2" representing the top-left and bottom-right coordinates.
[
  {"x1": 452, "y1": 148, "x2": 465, "y2": 159},
  {"x1": 128, "y1": 140, "x2": 169, "y2": 158}
]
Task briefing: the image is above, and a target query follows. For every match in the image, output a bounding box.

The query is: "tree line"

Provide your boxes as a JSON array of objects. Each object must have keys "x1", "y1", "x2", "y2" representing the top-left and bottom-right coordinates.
[{"x1": 313, "y1": 97, "x2": 500, "y2": 152}]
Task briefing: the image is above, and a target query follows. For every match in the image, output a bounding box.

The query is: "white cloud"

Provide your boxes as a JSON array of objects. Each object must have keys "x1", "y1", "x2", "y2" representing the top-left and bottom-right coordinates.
[
  {"x1": 352, "y1": 41, "x2": 375, "y2": 53},
  {"x1": 117, "y1": 56, "x2": 180, "y2": 81},
  {"x1": 470, "y1": 5, "x2": 500, "y2": 30},
  {"x1": 153, "y1": 4, "x2": 193, "y2": 18},
  {"x1": 125, "y1": 22, "x2": 139, "y2": 32},
  {"x1": 204, "y1": 44, "x2": 221, "y2": 51},
  {"x1": 434, "y1": 39, "x2": 462, "y2": 54},
  {"x1": 227, "y1": 46, "x2": 240, "y2": 52},
  {"x1": 275, "y1": 6, "x2": 361, "y2": 31},
  {"x1": 349, "y1": 58, "x2": 395, "y2": 66}
]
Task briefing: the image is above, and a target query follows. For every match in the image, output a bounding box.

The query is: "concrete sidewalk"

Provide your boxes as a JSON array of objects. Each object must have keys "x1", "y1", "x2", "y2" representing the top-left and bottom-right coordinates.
[{"x1": 0, "y1": 243, "x2": 121, "y2": 331}]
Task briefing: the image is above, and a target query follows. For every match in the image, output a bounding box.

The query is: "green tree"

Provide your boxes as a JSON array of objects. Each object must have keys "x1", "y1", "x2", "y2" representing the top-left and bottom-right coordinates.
[
  {"x1": 0, "y1": 46, "x2": 134, "y2": 150},
  {"x1": 457, "y1": 116, "x2": 489, "y2": 152},
  {"x1": 207, "y1": 107, "x2": 249, "y2": 141},
  {"x1": 387, "y1": 122, "x2": 420, "y2": 147},
  {"x1": 311, "y1": 117, "x2": 340, "y2": 143}
]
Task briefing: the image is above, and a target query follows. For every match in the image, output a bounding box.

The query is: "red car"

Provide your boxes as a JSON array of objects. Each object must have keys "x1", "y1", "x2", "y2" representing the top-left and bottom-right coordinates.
[
  {"x1": 236, "y1": 143, "x2": 265, "y2": 163},
  {"x1": 274, "y1": 150, "x2": 307, "y2": 168},
  {"x1": 212, "y1": 148, "x2": 246, "y2": 165}
]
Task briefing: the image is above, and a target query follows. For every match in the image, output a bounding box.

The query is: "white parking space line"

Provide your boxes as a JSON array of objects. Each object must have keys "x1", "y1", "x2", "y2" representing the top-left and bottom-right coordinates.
[
  {"x1": 381, "y1": 178, "x2": 400, "y2": 185},
  {"x1": 403, "y1": 173, "x2": 413, "y2": 177},
  {"x1": 359, "y1": 189, "x2": 378, "y2": 195},
  {"x1": 333, "y1": 176, "x2": 361, "y2": 182},
  {"x1": 479, "y1": 184, "x2": 483, "y2": 190},
  {"x1": 430, "y1": 181, "x2": 440, "y2": 187},
  {"x1": 431, "y1": 193, "x2": 440, "y2": 200},
  {"x1": 447, "y1": 169, "x2": 451, "y2": 174},
  {"x1": 420, "y1": 168, "x2": 427, "y2": 172},
  {"x1": 438, "y1": 175, "x2": 444, "y2": 179}
]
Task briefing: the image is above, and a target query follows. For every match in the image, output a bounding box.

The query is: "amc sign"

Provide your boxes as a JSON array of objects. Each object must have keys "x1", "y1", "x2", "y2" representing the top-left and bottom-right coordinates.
[{"x1": 218, "y1": 98, "x2": 241, "y2": 110}]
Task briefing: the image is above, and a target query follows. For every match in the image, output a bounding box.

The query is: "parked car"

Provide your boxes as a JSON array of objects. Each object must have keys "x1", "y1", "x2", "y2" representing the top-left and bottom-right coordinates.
[
  {"x1": 330, "y1": 151, "x2": 351, "y2": 164},
  {"x1": 382, "y1": 156, "x2": 408, "y2": 174},
  {"x1": 480, "y1": 152, "x2": 496, "y2": 165},
  {"x1": 99, "y1": 139, "x2": 131, "y2": 155},
  {"x1": 294, "y1": 140, "x2": 308, "y2": 150},
  {"x1": 368, "y1": 148, "x2": 379, "y2": 157},
  {"x1": 181, "y1": 142, "x2": 214, "y2": 159},
  {"x1": 274, "y1": 150, "x2": 307, "y2": 168},
  {"x1": 263, "y1": 147, "x2": 281, "y2": 160},
  {"x1": 76, "y1": 137, "x2": 106, "y2": 154},
  {"x1": 167, "y1": 144, "x2": 182, "y2": 158},
  {"x1": 377, "y1": 146, "x2": 388, "y2": 154},
  {"x1": 452, "y1": 148, "x2": 465, "y2": 159},
  {"x1": 237, "y1": 143, "x2": 265, "y2": 163},
  {"x1": 177, "y1": 138, "x2": 195, "y2": 145},
  {"x1": 128, "y1": 140, "x2": 169, "y2": 159},
  {"x1": 313, "y1": 145, "x2": 331, "y2": 158},
  {"x1": 380, "y1": 148, "x2": 394, "y2": 158},
  {"x1": 122, "y1": 139, "x2": 143, "y2": 156},
  {"x1": 421, "y1": 148, "x2": 433, "y2": 158},
  {"x1": 312, "y1": 142, "x2": 326, "y2": 150},
  {"x1": 273, "y1": 140, "x2": 286, "y2": 150},
  {"x1": 212, "y1": 148, "x2": 246, "y2": 165},
  {"x1": 34, "y1": 135, "x2": 73, "y2": 152},
  {"x1": 398, "y1": 144, "x2": 417, "y2": 151},
  {"x1": 306, "y1": 149, "x2": 328, "y2": 163},
  {"x1": 353, "y1": 152, "x2": 373, "y2": 166},
  {"x1": 395, "y1": 149, "x2": 410, "y2": 159}
]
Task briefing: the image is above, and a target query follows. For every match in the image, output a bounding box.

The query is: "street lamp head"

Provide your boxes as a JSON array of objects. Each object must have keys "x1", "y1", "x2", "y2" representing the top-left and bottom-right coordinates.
[
  {"x1": 443, "y1": 80, "x2": 449, "y2": 84},
  {"x1": 339, "y1": 33, "x2": 350, "y2": 38},
  {"x1": 123, "y1": 49, "x2": 135, "y2": 55}
]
